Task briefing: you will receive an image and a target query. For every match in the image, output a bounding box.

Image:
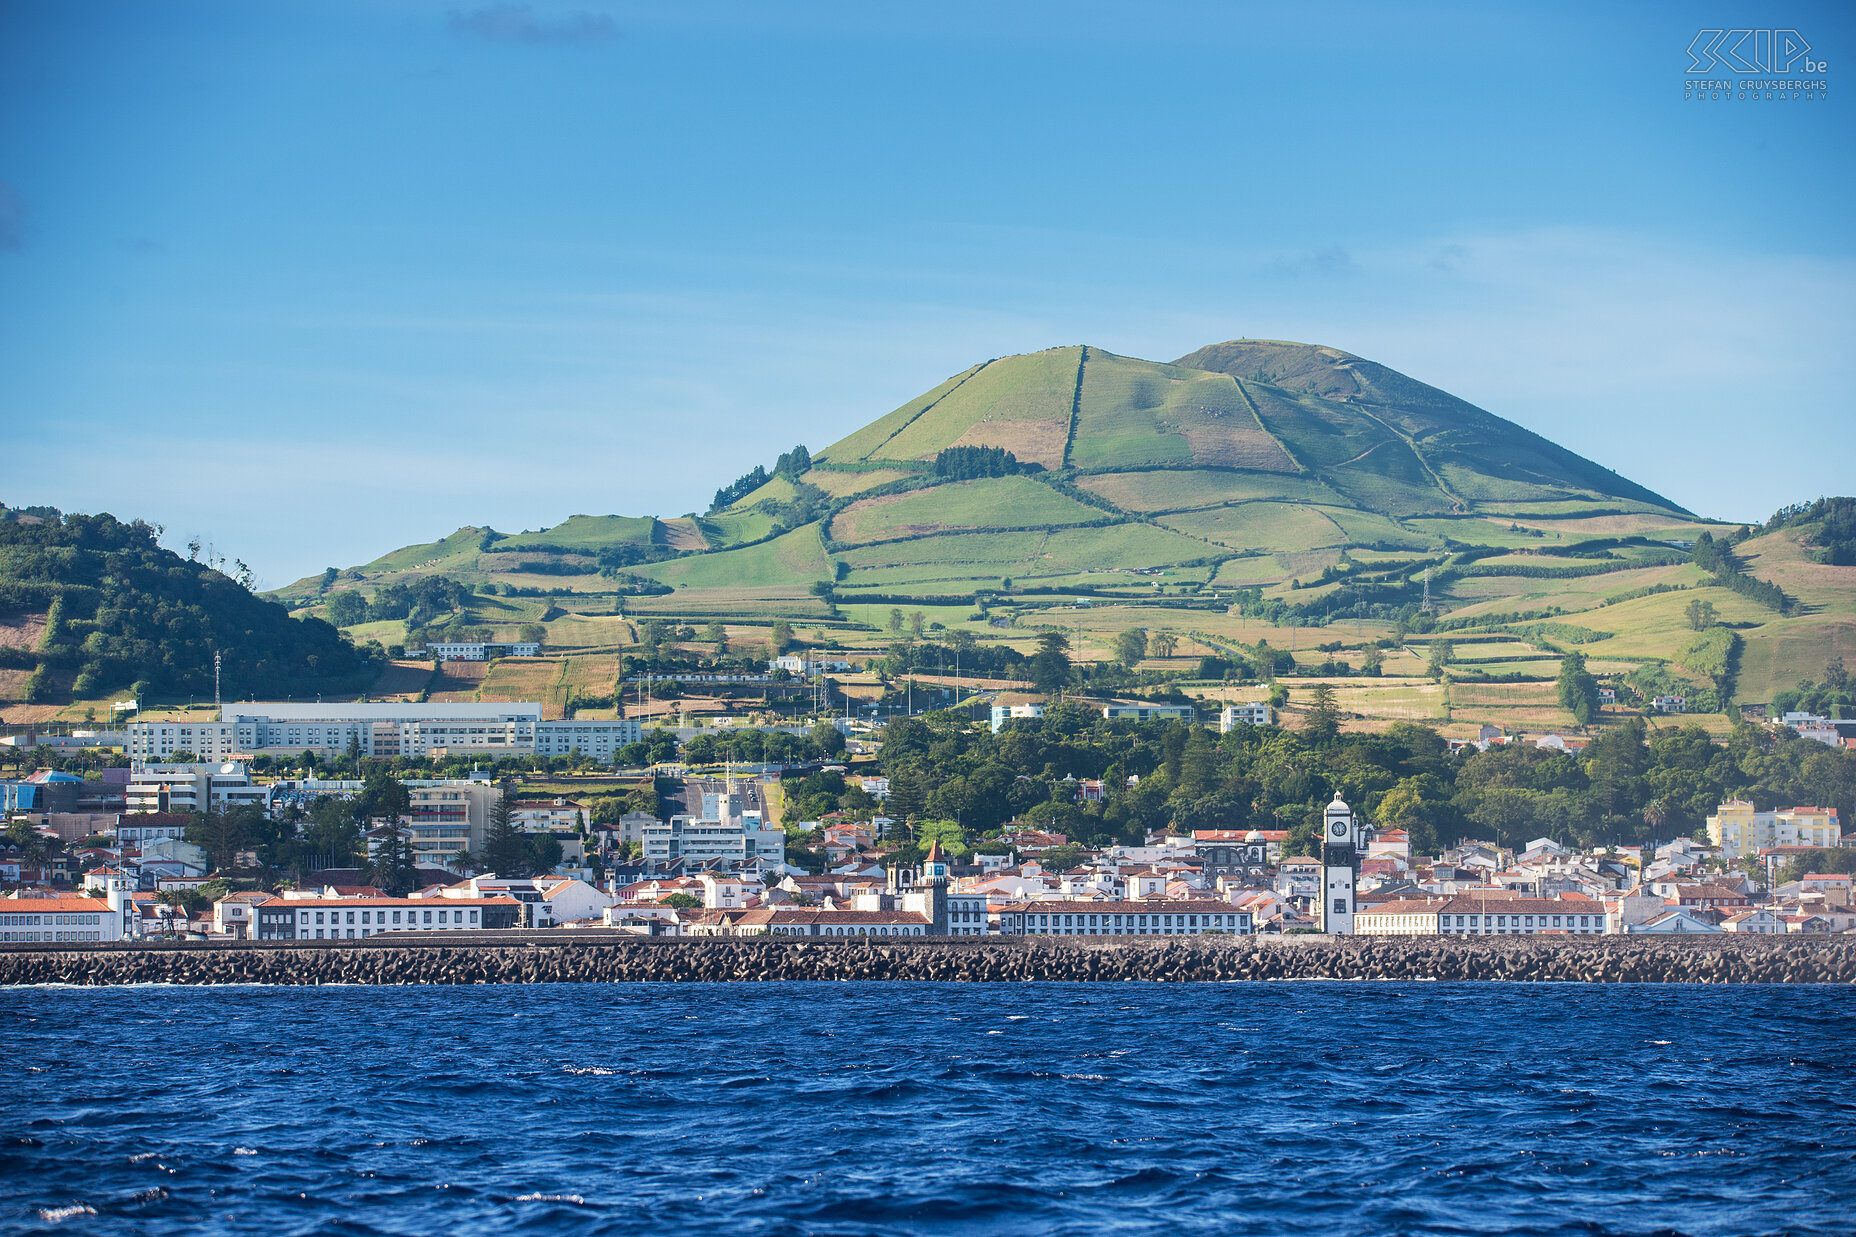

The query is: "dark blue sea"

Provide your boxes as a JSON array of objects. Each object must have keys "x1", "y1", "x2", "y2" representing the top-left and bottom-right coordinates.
[{"x1": 3, "y1": 982, "x2": 1854, "y2": 1236}]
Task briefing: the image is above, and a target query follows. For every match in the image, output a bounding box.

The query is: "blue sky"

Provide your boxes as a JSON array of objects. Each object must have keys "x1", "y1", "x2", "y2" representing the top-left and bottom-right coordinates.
[{"x1": 2, "y1": 0, "x2": 1851, "y2": 586}]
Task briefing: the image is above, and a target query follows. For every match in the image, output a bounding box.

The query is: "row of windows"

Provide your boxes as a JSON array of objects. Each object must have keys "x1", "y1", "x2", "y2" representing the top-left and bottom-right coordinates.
[
  {"x1": 301, "y1": 908, "x2": 480, "y2": 926},
  {"x1": 0, "y1": 930, "x2": 106, "y2": 941},
  {"x1": 1446, "y1": 913, "x2": 1596, "y2": 929},
  {"x1": 0, "y1": 913, "x2": 103, "y2": 926},
  {"x1": 1025, "y1": 912, "x2": 1243, "y2": 929},
  {"x1": 767, "y1": 925, "x2": 924, "y2": 936}
]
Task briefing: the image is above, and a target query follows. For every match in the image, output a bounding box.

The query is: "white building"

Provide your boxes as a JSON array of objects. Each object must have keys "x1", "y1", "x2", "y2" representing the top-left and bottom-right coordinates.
[
  {"x1": 990, "y1": 702, "x2": 1046, "y2": 733},
  {"x1": 1219, "y1": 701, "x2": 1274, "y2": 730},
  {"x1": 1360, "y1": 894, "x2": 1607, "y2": 936},
  {"x1": 282, "y1": 896, "x2": 520, "y2": 940},
  {"x1": 441, "y1": 876, "x2": 613, "y2": 927},
  {"x1": 425, "y1": 642, "x2": 541, "y2": 661},
  {"x1": 995, "y1": 900, "x2": 1253, "y2": 935},
  {"x1": 126, "y1": 763, "x2": 269, "y2": 815},
  {"x1": 769, "y1": 655, "x2": 855, "y2": 676},
  {"x1": 0, "y1": 894, "x2": 125, "y2": 943},
  {"x1": 640, "y1": 815, "x2": 785, "y2": 868},
  {"x1": 128, "y1": 703, "x2": 639, "y2": 765}
]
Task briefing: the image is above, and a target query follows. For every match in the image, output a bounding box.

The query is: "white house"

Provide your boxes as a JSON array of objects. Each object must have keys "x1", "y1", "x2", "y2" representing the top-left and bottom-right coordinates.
[{"x1": 1219, "y1": 701, "x2": 1273, "y2": 730}]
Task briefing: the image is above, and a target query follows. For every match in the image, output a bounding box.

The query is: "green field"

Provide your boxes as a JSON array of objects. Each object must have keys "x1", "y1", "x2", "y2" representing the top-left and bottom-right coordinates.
[
  {"x1": 495, "y1": 514, "x2": 659, "y2": 551},
  {"x1": 1158, "y1": 503, "x2": 1350, "y2": 553},
  {"x1": 831, "y1": 475, "x2": 1102, "y2": 545},
  {"x1": 648, "y1": 524, "x2": 835, "y2": 593},
  {"x1": 699, "y1": 507, "x2": 781, "y2": 548},
  {"x1": 1070, "y1": 350, "x2": 1296, "y2": 473},
  {"x1": 825, "y1": 349, "x2": 1082, "y2": 468},
  {"x1": 802, "y1": 467, "x2": 920, "y2": 497},
  {"x1": 1074, "y1": 468, "x2": 1345, "y2": 513}
]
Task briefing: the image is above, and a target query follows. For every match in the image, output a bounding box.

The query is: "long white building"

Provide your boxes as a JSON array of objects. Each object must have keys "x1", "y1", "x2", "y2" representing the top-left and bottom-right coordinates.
[{"x1": 129, "y1": 703, "x2": 641, "y2": 764}]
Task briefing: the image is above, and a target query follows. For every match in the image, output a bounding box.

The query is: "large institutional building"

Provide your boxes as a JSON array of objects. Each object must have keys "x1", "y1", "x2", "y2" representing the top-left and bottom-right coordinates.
[
  {"x1": 128, "y1": 703, "x2": 642, "y2": 765},
  {"x1": 1706, "y1": 800, "x2": 1841, "y2": 860}
]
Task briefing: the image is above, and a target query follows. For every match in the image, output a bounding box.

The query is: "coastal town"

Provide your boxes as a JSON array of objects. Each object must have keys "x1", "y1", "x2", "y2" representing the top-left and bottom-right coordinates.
[{"x1": 3, "y1": 694, "x2": 1849, "y2": 947}]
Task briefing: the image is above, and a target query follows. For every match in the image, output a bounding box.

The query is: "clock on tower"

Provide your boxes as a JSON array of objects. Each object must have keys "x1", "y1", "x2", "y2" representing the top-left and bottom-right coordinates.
[{"x1": 1320, "y1": 793, "x2": 1357, "y2": 935}]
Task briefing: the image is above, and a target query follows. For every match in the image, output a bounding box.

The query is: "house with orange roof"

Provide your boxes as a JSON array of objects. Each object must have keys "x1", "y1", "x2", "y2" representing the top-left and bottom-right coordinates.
[{"x1": 0, "y1": 893, "x2": 124, "y2": 942}]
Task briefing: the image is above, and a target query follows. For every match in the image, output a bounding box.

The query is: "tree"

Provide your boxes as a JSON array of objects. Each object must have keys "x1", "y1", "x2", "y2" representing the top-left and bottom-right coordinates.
[
  {"x1": 368, "y1": 827, "x2": 417, "y2": 896},
  {"x1": 518, "y1": 623, "x2": 547, "y2": 646},
  {"x1": 914, "y1": 818, "x2": 970, "y2": 858},
  {"x1": 884, "y1": 765, "x2": 929, "y2": 825},
  {"x1": 1178, "y1": 727, "x2": 1221, "y2": 797},
  {"x1": 1115, "y1": 628, "x2": 1149, "y2": 669},
  {"x1": 662, "y1": 893, "x2": 702, "y2": 909},
  {"x1": 910, "y1": 611, "x2": 926, "y2": 639},
  {"x1": 703, "y1": 621, "x2": 728, "y2": 653},
  {"x1": 811, "y1": 720, "x2": 846, "y2": 758},
  {"x1": 888, "y1": 608, "x2": 904, "y2": 633},
  {"x1": 1304, "y1": 683, "x2": 1341, "y2": 744},
  {"x1": 1151, "y1": 630, "x2": 1179, "y2": 659},
  {"x1": 1029, "y1": 630, "x2": 1073, "y2": 694},
  {"x1": 525, "y1": 833, "x2": 563, "y2": 875},
  {"x1": 769, "y1": 620, "x2": 794, "y2": 655},
  {"x1": 1427, "y1": 639, "x2": 1454, "y2": 682},
  {"x1": 324, "y1": 590, "x2": 368, "y2": 627},
  {"x1": 1557, "y1": 650, "x2": 1601, "y2": 727},
  {"x1": 483, "y1": 783, "x2": 528, "y2": 876},
  {"x1": 1684, "y1": 598, "x2": 1718, "y2": 631},
  {"x1": 187, "y1": 805, "x2": 257, "y2": 873}
]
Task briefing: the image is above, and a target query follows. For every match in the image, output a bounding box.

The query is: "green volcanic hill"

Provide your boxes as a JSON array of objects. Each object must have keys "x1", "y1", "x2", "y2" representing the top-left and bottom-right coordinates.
[
  {"x1": 223, "y1": 337, "x2": 1856, "y2": 732},
  {"x1": 275, "y1": 338, "x2": 1710, "y2": 615}
]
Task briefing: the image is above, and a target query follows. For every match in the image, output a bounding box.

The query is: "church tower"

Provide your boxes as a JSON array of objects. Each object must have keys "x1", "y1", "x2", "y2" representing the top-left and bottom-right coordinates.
[
  {"x1": 920, "y1": 839, "x2": 950, "y2": 935},
  {"x1": 1321, "y1": 793, "x2": 1357, "y2": 935}
]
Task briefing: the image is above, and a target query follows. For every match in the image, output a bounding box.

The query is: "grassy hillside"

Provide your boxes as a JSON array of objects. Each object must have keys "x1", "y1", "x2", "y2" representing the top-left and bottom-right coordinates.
[
  {"x1": 1178, "y1": 339, "x2": 1686, "y2": 511},
  {"x1": 831, "y1": 476, "x2": 1103, "y2": 546},
  {"x1": 248, "y1": 337, "x2": 1851, "y2": 736},
  {"x1": 820, "y1": 348, "x2": 1079, "y2": 468}
]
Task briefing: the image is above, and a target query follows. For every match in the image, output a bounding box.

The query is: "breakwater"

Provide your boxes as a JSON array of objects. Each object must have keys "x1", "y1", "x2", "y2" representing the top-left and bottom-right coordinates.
[{"x1": 4, "y1": 934, "x2": 1854, "y2": 985}]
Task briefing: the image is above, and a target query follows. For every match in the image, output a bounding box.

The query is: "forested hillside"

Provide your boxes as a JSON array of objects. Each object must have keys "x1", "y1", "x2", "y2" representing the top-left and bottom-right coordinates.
[{"x1": 0, "y1": 510, "x2": 373, "y2": 709}]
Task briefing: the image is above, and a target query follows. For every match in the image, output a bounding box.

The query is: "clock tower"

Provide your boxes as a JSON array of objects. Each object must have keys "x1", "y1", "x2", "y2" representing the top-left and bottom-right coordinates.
[{"x1": 1320, "y1": 793, "x2": 1357, "y2": 935}]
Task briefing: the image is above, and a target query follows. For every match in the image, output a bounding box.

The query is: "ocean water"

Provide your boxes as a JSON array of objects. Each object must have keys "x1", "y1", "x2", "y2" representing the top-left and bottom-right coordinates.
[{"x1": 3, "y1": 982, "x2": 1853, "y2": 1236}]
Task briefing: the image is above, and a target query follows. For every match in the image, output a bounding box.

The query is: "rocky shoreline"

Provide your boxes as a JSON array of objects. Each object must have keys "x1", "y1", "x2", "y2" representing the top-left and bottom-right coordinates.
[{"x1": 4, "y1": 934, "x2": 1854, "y2": 986}]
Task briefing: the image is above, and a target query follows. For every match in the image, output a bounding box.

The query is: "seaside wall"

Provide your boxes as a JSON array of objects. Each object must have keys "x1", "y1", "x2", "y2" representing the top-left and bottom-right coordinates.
[{"x1": 4, "y1": 935, "x2": 1855, "y2": 985}]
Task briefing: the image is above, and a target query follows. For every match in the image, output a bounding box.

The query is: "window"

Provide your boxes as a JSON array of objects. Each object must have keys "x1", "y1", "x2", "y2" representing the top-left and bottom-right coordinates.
[
  {"x1": 316, "y1": 912, "x2": 325, "y2": 925},
  {"x1": 393, "y1": 911, "x2": 402, "y2": 924},
  {"x1": 470, "y1": 910, "x2": 479, "y2": 923},
  {"x1": 1333, "y1": 899, "x2": 1347, "y2": 914},
  {"x1": 423, "y1": 911, "x2": 432, "y2": 924},
  {"x1": 347, "y1": 912, "x2": 356, "y2": 925}
]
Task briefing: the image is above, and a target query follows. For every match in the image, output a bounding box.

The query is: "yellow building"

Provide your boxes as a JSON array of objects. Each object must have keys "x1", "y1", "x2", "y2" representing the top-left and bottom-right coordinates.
[{"x1": 1708, "y1": 800, "x2": 1842, "y2": 861}]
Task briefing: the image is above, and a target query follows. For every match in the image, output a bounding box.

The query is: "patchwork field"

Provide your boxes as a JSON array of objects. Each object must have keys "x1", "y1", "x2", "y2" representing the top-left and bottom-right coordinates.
[{"x1": 830, "y1": 476, "x2": 1101, "y2": 545}]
